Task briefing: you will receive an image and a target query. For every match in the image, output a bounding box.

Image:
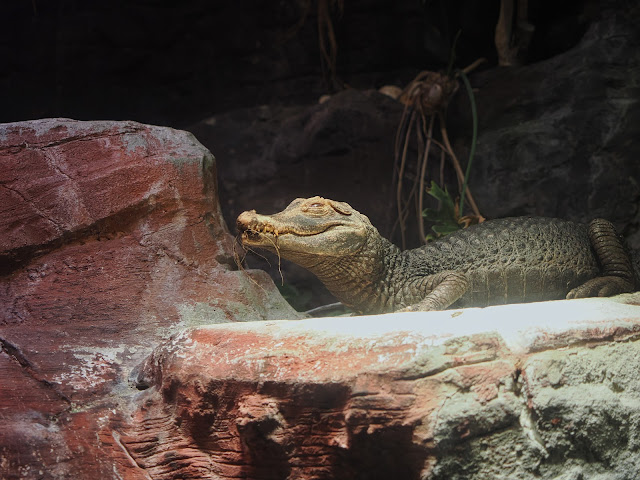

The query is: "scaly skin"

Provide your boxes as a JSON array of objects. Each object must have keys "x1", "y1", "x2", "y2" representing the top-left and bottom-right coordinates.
[{"x1": 236, "y1": 196, "x2": 637, "y2": 314}]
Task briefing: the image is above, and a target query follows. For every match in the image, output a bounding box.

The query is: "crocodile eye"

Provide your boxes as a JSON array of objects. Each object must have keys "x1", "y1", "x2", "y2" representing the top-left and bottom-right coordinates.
[{"x1": 303, "y1": 201, "x2": 329, "y2": 215}]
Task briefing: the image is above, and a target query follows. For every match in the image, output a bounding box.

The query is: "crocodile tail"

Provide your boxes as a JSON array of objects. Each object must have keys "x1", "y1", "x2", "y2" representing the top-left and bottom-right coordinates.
[{"x1": 632, "y1": 248, "x2": 640, "y2": 289}]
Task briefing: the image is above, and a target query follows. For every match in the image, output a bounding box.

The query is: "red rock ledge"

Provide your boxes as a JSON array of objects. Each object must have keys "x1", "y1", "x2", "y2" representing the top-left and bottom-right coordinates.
[{"x1": 126, "y1": 294, "x2": 640, "y2": 480}]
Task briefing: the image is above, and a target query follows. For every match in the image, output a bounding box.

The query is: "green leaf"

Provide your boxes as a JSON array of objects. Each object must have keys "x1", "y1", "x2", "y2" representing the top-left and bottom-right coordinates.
[
  {"x1": 422, "y1": 180, "x2": 461, "y2": 240},
  {"x1": 425, "y1": 180, "x2": 452, "y2": 204},
  {"x1": 432, "y1": 223, "x2": 461, "y2": 236}
]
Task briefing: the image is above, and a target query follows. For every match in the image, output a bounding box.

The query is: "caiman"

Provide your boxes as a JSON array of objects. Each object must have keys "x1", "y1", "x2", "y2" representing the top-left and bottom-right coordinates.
[{"x1": 236, "y1": 196, "x2": 637, "y2": 314}]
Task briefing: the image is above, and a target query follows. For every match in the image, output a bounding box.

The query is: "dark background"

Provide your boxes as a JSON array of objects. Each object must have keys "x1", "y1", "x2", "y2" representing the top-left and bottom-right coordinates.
[{"x1": 2, "y1": 0, "x2": 595, "y2": 126}]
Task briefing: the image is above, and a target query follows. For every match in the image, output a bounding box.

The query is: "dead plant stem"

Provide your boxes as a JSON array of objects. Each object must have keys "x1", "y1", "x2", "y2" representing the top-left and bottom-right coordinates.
[
  {"x1": 417, "y1": 115, "x2": 436, "y2": 244},
  {"x1": 437, "y1": 112, "x2": 481, "y2": 217},
  {"x1": 396, "y1": 110, "x2": 416, "y2": 250}
]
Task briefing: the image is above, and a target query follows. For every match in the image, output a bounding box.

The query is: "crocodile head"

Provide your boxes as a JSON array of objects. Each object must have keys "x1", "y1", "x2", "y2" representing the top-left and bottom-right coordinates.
[{"x1": 236, "y1": 196, "x2": 372, "y2": 262}]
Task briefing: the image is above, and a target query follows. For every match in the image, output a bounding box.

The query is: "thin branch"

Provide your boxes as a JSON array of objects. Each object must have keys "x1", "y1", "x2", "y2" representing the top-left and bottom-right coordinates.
[
  {"x1": 438, "y1": 112, "x2": 482, "y2": 218},
  {"x1": 396, "y1": 110, "x2": 416, "y2": 250},
  {"x1": 457, "y1": 69, "x2": 479, "y2": 216},
  {"x1": 417, "y1": 115, "x2": 435, "y2": 244}
]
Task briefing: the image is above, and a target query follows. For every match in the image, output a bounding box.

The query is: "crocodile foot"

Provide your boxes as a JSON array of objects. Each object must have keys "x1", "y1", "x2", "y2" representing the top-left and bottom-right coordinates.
[
  {"x1": 568, "y1": 218, "x2": 638, "y2": 300},
  {"x1": 566, "y1": 276, "x2": 635, "y2": 299},
  {"x1": 399, "y1": 271, "x2": 468, "y2": 312}
]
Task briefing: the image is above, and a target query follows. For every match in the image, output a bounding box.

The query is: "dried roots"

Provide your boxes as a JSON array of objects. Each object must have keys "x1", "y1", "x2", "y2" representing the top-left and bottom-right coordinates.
[{"x1": 393, "y1": 62, "x2": 485, "y2": 248}]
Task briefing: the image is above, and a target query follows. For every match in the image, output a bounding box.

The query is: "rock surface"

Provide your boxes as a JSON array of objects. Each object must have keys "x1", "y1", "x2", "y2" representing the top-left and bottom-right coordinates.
[
  {"x1": 129, "y1": 293, "x2": 640, "y2": 480},
  {"x1": 0, "y1": 119, "x2": 298, "y2": 479},
  {"x1": 462, "y1": 11, "x2": 640, "y2": 228}
]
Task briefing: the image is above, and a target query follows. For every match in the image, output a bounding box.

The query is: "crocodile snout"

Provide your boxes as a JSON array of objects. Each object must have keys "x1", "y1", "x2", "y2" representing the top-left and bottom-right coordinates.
[
  {"x1": 236, "y1": 210, "x2": 256, "y2": 234},
  {"x1": 237, "y1": 210, "x2": 262, "y2": 241},
  {"x1": 236, "y1": 210, "x2": 282, "y2": 244}
]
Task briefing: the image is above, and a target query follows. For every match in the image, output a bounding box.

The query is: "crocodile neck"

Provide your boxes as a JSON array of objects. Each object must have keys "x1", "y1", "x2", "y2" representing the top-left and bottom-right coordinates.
[{"x1": 294, "y1": 232, "x2": 406, "y2": 314}]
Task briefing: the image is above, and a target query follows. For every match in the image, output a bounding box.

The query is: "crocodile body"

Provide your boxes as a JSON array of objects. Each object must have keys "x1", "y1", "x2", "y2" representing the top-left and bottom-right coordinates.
[
  {"x1": 237, "y1": 197, "x2": 637, "y2": 314},
  {"x1": 393, "y1": 217, "x2": 597, "y2": 309}
]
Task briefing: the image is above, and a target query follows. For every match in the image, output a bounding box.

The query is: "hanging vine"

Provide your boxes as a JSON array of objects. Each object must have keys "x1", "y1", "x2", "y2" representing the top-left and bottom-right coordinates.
[{"x1": 393, "y1": 58, "x2": 486, "y2": 248}]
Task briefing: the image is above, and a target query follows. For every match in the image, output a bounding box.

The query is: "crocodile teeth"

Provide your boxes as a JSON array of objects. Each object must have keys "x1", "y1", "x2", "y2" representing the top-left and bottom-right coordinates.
[
  {"x1": 240, "y1": 221, "x2": 280, "y2": 242},
  {"x1": 243, "y1": 229, "x2": 262, "y2": 241}
]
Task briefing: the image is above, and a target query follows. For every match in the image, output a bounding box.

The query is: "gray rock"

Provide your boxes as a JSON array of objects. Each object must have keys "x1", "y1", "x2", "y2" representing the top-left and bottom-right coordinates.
[{"x1": 463, "y1": 11, "x2": 640, "y2": 234}]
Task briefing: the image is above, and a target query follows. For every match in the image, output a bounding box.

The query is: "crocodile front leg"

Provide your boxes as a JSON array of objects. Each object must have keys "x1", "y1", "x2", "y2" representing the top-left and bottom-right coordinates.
[
  {"x1": 567, "y1": 218, "x2": 636, "y2": 298},
  {"x1": 400, "y1": 271, "x2": 469, "y2": 311}
]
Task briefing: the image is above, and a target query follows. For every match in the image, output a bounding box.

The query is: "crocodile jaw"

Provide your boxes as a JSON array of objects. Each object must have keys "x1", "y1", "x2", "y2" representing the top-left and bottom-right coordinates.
[
  {"x1": 236, "y1": 198, "x2": 370, "y2": 259},
  {"x1": 237, "y1": 211, "x2": 362, "y2": 257},
  {"x1": 237, "y1": 211, "x2": 339, "y2": 243}
]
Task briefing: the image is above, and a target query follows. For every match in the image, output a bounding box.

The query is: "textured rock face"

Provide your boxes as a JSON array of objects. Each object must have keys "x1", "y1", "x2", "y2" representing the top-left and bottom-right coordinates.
[
  {"x1": 464, "y1": 12, "x2": 640, "y2": 228},
  {"x1": 128, "y1": 294, "x2": 640, "y2": 480},
  {"x1": 0, "y1": 119, "x2": 298, "y2": 479}
]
